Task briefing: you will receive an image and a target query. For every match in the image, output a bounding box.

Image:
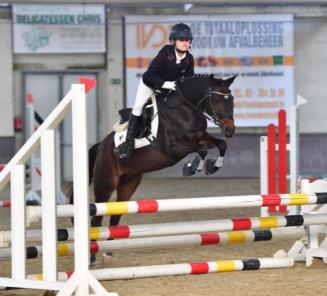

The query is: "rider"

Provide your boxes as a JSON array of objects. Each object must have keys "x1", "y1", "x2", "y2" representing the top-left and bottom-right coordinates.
[{"x1": 117, "y1": 23, "x2": 195, "y2": 158}]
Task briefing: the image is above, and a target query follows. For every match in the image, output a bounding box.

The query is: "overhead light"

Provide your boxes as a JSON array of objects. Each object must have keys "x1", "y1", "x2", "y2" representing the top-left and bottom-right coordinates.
[{"x1": 184, "y1": 3, "x2": 193, "y2": 13}]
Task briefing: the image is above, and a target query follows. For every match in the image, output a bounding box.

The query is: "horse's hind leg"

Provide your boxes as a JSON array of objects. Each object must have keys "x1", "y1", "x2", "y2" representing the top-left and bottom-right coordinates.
[
  {"x1": 101, "y1": 174, "x2": 142, "y2": 264},
  {"x1": 109, "y1": 174, "x2": 143, "y2": 227}
]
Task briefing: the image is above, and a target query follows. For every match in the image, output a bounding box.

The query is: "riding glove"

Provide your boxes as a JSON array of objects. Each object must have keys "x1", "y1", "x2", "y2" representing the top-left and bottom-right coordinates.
[{"x1": 162, "y1": 81, "x2": 176, "y2": 91}]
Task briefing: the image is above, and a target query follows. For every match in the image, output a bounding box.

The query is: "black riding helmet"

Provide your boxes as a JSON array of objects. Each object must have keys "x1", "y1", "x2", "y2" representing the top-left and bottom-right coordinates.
[{"x1": 169, "y1": 23, "x2": 193, "y2": 42}]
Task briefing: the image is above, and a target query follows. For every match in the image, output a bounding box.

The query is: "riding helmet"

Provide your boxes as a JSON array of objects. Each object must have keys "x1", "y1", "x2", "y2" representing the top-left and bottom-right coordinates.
[{"x1": 169, "y1": 23, "x2": 193, "y2": 42}]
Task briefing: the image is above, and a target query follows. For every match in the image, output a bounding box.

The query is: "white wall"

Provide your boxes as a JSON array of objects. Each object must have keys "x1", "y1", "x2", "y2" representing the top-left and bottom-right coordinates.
[
  {"x1": 0, "y1": 19, "x2": 14, "y2": 137},
  {"x1": 106, "y1": 6, "x2": 327, "y2": 135},
  {"x1": 295, "y1": 18, "x2": 327, "y2": 133},
  {"x1": 106, "y1": 13, "x2": 124, "y2": 135},
  {"x1": 2, "y1": 3, "x2": 327, "y2": 138}
]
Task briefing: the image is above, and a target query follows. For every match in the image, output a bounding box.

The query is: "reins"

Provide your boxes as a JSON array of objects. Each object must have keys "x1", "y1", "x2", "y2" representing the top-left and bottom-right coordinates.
[{"x1": 172, "y1": 84, "x2": 233, "y2": 127}]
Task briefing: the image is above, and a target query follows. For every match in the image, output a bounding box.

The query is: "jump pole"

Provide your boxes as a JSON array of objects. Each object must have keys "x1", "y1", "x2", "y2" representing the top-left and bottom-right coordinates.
[
  {"x1": 10, "y1": 212, "x2": 327, "y2": 243},
  {"x1": 28, "y1": 257, "x2": 294, "y2": 281},
  {"x1": 0, "y1": 199, "x2": 40, "y2": 209},
  {"x1": 0, "y1": 228, "x2": 306, "y2": 260},
  {"x1": 0, "y1": 200, "x2": 11, "y2": 208},
  {"x1": 0, "y1": 220, "x2": 308, "y2": 245},
  {"x1": 26, "y1": 192, "x2": 327, "y2": 223}
]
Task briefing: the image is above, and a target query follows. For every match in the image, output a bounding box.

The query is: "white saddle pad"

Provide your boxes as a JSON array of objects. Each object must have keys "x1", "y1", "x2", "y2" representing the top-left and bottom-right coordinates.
[{"x1": 114, "y1": 94, "x2": 159, "y2": 149}]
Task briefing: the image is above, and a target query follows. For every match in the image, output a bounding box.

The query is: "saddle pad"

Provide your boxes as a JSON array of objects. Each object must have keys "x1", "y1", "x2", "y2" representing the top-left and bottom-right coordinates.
[{"x1": 114, "y1": 94, "x2": 159, "y2": 149}]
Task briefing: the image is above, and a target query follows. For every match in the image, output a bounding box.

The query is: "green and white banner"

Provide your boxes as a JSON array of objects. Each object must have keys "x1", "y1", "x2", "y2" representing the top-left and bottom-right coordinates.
[
  {"x1": 125, "y1": 15, "x2": 294, "y2": 127},
  {"x1": 13, "y1": 4, "x2": 106, "y2": 53}
]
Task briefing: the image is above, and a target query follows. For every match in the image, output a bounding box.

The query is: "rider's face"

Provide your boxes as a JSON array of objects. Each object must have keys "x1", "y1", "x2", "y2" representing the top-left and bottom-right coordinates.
[{"x1": 175, "y1": 39, "x2": 191, "y2": 52}]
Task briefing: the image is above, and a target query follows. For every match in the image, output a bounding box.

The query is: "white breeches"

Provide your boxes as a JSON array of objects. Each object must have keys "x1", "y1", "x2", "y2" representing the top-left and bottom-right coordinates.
[{"x1": 132, "y1": 79, "x2": 155, "y2": 116}]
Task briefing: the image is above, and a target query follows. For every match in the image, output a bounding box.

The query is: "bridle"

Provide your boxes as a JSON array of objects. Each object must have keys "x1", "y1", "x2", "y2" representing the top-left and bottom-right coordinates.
[
  {"x1": 173, "y1": 82, "x2": 234, "y2": 128},
  {"x1": 195, "y1": 86, "x2": 234, "y2": 127}
]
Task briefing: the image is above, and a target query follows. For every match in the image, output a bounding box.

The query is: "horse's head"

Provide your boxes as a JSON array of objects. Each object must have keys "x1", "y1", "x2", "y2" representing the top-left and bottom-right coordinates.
[
  {"x1": 206, "y1": 75, "x2": 236, "y2": 138},
  {"x1": 176, "y1": 74, "x2": 236, "y2": 138}
]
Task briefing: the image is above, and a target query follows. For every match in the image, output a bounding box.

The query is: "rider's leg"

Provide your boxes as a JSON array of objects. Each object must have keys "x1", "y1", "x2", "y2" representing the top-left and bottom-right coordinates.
[
  {"x1": 117, "y1": 80, "x2": 154, "y2": 158},
  {"x1": 132, "y1": 80, "x2": 154, "y2": 116}
]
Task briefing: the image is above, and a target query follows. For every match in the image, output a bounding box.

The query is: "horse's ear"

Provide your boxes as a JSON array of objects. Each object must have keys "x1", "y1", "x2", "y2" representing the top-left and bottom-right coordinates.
[{"x1": 224, "y1": 75, "x2": 237, "y2": 86}]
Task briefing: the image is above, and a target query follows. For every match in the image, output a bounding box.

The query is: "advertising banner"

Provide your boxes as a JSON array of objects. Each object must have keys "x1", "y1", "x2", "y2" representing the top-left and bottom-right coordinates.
[
  {"x1": 13, "y1": 4, "x2": 106, "y2": 53},
  {"x1": 125, "y1": 15, "x2": 294, "y2": 127}
]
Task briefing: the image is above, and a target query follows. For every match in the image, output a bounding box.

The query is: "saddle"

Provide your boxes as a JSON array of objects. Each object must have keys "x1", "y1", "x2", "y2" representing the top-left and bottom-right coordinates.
[
  {"x1": 113, "y1": 90, "x2": 185, "y2": 150},
  {"x1": 115, "y1": 98, "x2": 154, "y2": 139}
]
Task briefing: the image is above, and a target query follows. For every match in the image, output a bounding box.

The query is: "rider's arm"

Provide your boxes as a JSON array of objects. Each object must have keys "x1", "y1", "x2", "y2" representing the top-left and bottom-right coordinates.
[{"x1": 142, "y1": 46, "x2": 168, "y2": 89}]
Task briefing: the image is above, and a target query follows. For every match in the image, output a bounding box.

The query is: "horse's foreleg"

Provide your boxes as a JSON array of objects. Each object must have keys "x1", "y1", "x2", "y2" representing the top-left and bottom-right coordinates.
[
  {"x1": 199, "y1": 133, "x2": 227, "y2": 175},
  {"x1": 183, "y1": 147, "x2": 208, "y2": 176},
  {"x1": 110, "y1": 174, "x2": 143, "y2": 227},
  {"x1": 92, "y1": 183, "x2": 115, "y2": 228},
  {"x1": 91, "y1": 184, "x2": 115, "y2": 265}
]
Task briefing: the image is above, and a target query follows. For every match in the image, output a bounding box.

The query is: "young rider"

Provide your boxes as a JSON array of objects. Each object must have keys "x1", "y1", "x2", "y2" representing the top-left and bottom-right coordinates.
[{"x1": 117, "y1": 23, "x2": 195, "y2": 158}]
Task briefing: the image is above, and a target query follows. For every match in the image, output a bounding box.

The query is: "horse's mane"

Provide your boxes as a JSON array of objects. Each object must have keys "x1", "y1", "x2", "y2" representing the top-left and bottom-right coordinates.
[{"x1": 177, "y1": 74, "x2": 214, "y2": 84}]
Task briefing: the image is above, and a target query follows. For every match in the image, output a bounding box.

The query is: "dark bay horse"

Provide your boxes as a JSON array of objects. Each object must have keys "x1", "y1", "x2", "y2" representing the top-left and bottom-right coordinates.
[{"x1": 70, "y1": 74, "x2": 236, "y2": 231}]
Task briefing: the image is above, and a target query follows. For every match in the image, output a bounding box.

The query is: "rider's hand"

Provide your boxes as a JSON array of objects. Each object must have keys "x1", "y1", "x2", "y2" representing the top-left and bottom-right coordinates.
[{"x1": 162, "y1": 81, "x2": 176, "y2": 91}]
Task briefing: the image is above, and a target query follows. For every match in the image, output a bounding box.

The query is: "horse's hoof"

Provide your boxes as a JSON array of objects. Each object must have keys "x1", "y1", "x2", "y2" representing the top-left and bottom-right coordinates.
[
  {"x1": 204, "y1": 159, "x2": 219, "y2": 175},
  {"x1": 183, "y1": 155, "x2": 200, "y2": 176},
  {"x1": 90, "y1": 254, "x2": 98, "y2": 268},
  {"x1": 102, "y1": 252, "x2": 113, "y2": 264},
  {"x1": 183, "y1": 163, "x2": 196, "y2": 176}
]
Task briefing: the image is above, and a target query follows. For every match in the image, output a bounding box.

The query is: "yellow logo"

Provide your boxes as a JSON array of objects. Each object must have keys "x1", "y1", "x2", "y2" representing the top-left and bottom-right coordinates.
[{"x1": 137, "y1": 24, "x2": 172, "y2": 49}]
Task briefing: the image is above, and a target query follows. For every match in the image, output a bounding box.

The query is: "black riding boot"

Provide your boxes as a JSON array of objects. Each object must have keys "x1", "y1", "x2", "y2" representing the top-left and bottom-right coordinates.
[{"x1": 117, "y1": 114, "x2": 140, "y2": 159}]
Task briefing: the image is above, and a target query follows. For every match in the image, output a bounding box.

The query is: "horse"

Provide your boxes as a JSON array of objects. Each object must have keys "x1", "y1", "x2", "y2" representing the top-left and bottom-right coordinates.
[{"x1": 70, "y1": 73, "x2": 236, "y2": 244}]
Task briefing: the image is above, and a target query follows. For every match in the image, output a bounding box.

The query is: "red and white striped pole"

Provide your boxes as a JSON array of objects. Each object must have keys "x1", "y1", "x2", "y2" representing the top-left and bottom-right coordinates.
[{"x1": 28, "y1": 257, "x2": 294, "y2": 281}]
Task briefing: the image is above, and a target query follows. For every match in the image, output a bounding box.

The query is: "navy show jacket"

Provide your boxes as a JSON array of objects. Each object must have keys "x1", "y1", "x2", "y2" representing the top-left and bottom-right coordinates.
[{"x1": 142, "y1": 45, "x2": 194, "y2": 90}]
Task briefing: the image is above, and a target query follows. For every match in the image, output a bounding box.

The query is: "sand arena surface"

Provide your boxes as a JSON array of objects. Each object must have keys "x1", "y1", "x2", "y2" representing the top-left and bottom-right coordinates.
[{"x1": 0, "y1": 178, "x2": 326, "y2": 296}]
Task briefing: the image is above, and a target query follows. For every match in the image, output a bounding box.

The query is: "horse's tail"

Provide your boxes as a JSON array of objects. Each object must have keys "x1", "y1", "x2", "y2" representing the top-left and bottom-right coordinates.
[{"x1": 68, "y1": 142, "x2": 100, "y2": 204}]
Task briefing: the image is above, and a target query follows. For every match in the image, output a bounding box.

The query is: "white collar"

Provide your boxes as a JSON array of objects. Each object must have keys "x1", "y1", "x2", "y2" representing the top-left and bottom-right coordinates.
[{"x1": 175, "y1": 49, "x2": 186, "y2": 61}]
